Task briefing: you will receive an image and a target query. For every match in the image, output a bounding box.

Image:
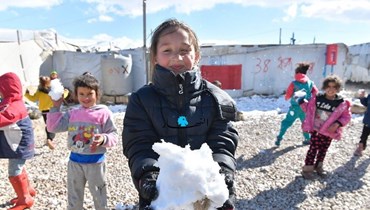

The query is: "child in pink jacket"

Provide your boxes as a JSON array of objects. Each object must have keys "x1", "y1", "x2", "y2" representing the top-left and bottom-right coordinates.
[
  {"x1": 299, "y1": 75, "x2": 351, "y2": 179},
  {"x1": 47, "y1": 73, "x2": 118, "y2": 209}
]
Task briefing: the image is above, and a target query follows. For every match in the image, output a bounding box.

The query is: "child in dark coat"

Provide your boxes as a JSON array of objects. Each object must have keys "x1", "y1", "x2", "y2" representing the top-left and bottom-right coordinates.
[
  {"x1": 122, "y1": 19, "x2": 239, "y2": 210},
  {"x1": 354, "y1": 89, "x2": 370, "y2": 156}
]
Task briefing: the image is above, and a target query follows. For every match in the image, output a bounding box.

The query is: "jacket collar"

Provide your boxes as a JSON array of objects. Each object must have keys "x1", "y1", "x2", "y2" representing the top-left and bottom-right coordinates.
[{"x1": 152, "y1": 64, "x2": 204, "y2": 99}]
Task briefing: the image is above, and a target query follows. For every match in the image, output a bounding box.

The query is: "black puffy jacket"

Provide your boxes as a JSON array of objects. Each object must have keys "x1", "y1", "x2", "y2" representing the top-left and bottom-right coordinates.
[{"x1": 122, "y1": 65, "x2": 239, "y2": 190}]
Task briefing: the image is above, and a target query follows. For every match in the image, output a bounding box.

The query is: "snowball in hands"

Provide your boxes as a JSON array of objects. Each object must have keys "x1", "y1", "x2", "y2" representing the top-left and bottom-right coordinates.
[
  {"x1": 151, "y1": 141, "x2": 229, "y2": 210},
  {"x1": 293, "y1": 89, "x2": 307, "y2": 99},
  {"x1": 48, "y1": 79, "x2": 65, "y2": 100}
]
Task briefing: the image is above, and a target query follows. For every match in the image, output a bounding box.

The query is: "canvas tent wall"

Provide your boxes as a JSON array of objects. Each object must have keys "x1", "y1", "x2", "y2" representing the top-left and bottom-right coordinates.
[
  {"x1": 51, "y1": 48, "x2": 147, "y2": 96},
  {"x1": 0, "y1": 28, "x2": 77, "y2": 88},
  {"x1": 346, "y1": 43, "x2": 370, "y2": 82}
]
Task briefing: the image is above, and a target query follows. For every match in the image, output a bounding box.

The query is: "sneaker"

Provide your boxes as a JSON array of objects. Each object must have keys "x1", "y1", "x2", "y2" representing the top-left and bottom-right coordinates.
[
  {"x1": 301, "y1": 171, "x2": 315, "y2": 180},
  {"x1": 275, "y1": 137, "x2": 282, "y2": 146},
  {"x1": 301, "y1": 165, "x2": 315, "y2": 180},
  {"x1": 302, "y1": 139, "x2": 310, "y2": 145},
  {"x1": 46, "y1": 139, "x2": 56, "y2": 150},
  {"x1": 314, "y1": 162, "x2": 328, "y2": 178}
]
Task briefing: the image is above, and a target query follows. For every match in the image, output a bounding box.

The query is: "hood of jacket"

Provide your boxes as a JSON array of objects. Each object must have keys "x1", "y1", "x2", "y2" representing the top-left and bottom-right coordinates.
[
  {"x1": 0, "y1": 72, "x2": 23, "y2": 107},
  {"x1": 294, "y1": 73, "x2": 309, "y2": 83}
]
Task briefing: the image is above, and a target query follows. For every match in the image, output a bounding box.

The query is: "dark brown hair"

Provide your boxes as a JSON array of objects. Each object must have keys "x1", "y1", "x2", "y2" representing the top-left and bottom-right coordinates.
[
  {"x1": 39, "y1": 76, "x2": 51, "y2": 88},
  {"x1": 322, "y1": 75, "x2": 342, "y2": 91},
  {"x1": 295, "y1": 62, "x2": 310, "y2": 74},
  {"x1": 38, "y1": 76, "x2": 51, "y2": 93},
  {"x1": 72, "y1": 73, "x2": 100, "y2": 99}
]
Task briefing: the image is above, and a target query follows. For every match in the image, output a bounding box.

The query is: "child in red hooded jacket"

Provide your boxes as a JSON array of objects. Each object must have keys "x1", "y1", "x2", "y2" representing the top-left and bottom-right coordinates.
[{"x1": 0, "y1": 72, "x2": 35, "y2": 209}]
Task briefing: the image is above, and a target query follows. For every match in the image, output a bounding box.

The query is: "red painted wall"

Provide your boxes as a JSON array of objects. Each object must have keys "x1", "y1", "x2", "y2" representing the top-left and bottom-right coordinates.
[{"x1": 200, "y1": 65, "x2": 242, "y2": 89}]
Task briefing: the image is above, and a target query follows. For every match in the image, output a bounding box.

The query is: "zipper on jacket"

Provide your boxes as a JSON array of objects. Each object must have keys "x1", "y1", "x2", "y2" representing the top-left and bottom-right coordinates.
[
  {"x1": 177, "y1": 82, "x2": 187, "y2": 147},
  {"x1": 178, "y1": 83, "x2": 184, "y2": 95},
  {"x1": 178, "y1": 83, "x2": 184, "y2": 108}
]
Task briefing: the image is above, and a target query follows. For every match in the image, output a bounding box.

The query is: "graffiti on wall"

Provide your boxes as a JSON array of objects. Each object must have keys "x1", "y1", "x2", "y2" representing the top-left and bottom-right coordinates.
[
  {"x1": 255, "y1": 56, "x2": 315, "y2": 75},
  {"x1": 107, "y1": 64, "x2": 130, "y2": 75},
  {"x1": 277, "y1": 56, "x2": 293, "y2": 72},
  {"x1": 255, "y1": 58, "x2": 271, "y2": 73}
]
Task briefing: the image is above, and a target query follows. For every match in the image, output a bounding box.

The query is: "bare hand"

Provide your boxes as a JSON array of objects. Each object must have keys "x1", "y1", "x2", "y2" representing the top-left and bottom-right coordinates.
[
  {"x1": 328, "y1": 123, "x2": 340, "y2": 133},
  {"x1": 358, "y1": 89, "x2": 366, "y2": 98},
  {"x1": 90, "y1": 134, "x2": 105, "y2": 152},
  {"x1": 52, "y1": 97, "x2": 64, "y2": 108}
]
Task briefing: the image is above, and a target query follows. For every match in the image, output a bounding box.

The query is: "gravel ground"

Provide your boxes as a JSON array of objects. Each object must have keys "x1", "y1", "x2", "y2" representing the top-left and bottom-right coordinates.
[{"x1": 1, "y1": 83, "x2": 369, "y2": 210}]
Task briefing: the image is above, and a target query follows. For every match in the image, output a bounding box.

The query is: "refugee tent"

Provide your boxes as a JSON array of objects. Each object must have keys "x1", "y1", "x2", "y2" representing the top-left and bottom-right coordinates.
[{"x1": 0, "y1": 28, "x2": 78, "y2": 88}]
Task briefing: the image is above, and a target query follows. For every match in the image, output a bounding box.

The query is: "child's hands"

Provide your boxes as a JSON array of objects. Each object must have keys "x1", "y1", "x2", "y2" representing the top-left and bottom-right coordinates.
[
  {"x1": 328, "y1": 122, "x2": 340, "y2": 133},
  {"x1": 93, "y1": 134, "x2": 105, "y2": 146},
  {"x1": 358, "y1": 89, "x2": 366, "y2": 98},
  {"x1": 52, "y1": 97, "x2": 64, "y2": 108},
  {"x1": 90, "y1": 134, "x2": 105, "y2": 152}
]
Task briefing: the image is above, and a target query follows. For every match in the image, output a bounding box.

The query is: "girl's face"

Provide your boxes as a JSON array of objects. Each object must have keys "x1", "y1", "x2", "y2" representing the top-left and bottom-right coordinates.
[
  {"x1": 324, "y1": 82, "x2": 338, "y2": 100},
  {"x1": 155, "y1": 28, "x2": 200, "y2": 74},
  {"x1": 76, "y1": 87, "x2": 97, "y2": 108}
]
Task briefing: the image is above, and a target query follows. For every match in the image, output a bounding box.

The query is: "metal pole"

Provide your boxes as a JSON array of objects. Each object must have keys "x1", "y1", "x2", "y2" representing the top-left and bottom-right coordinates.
[
  {"x1": 279, "y1": 28, "x2": 281, "y2": 45},
  {"x1": 143, "y1": 0, "x2": 146, "y2": 48},
  {"x1": 143, "y1": 0, "x2": 149, "y2": 83}
]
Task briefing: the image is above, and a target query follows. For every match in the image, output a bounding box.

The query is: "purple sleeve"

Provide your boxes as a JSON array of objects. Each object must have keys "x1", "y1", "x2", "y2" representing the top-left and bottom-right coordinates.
[{"x1": 101, "y1": 110, "x2": 118, "y2": 148}]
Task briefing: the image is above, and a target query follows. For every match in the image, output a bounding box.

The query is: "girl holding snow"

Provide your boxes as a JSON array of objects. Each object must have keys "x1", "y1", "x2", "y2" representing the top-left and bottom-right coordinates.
[
  {"x1": 122, "y1": 19, "x2": 239, "y2": 210},
  {"x1": 25, "y1": 76, "x2": 57, "y2": 149},
  {"x1": 47, "y1": 73, "x2": 118, "y2": 210}
]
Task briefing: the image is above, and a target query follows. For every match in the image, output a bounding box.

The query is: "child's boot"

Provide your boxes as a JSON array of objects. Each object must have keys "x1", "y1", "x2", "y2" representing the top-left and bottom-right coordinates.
[
  {"x1": 9, "y1": 168, "x2": 36, "y2": 205},
  {"x1": 301, "y1": 165, "x2": 315, "y2": 180},
  {"x1": 314, "y1": 162, "x2": 328, "y2": 177},
  {"x1": 8, "y1": 170, "x2": 34, "y2": 210},
  {"x1": 354, "y1": 143, "x2": 364, "y2": 156}
]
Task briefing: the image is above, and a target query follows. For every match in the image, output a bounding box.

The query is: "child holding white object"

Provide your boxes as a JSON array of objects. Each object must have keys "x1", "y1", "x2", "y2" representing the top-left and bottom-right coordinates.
[
  {"x1": 151, "y1": 141, "x2": 228, "y2": 210},
  {"x1": 47, "y1": 72, "x2": 118, "y2": 209},
  {"x1": 275, "y1": 62, "x2": 318, "y2": 146},
  {"x1": 122, "y1": 19, "x2": 239, "y2": 210}
]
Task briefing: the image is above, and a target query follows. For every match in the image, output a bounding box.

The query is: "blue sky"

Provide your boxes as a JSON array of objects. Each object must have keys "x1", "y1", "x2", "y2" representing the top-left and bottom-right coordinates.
[{"x1": 0, "y1": 0, "x2": 369, "y2": 48}]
